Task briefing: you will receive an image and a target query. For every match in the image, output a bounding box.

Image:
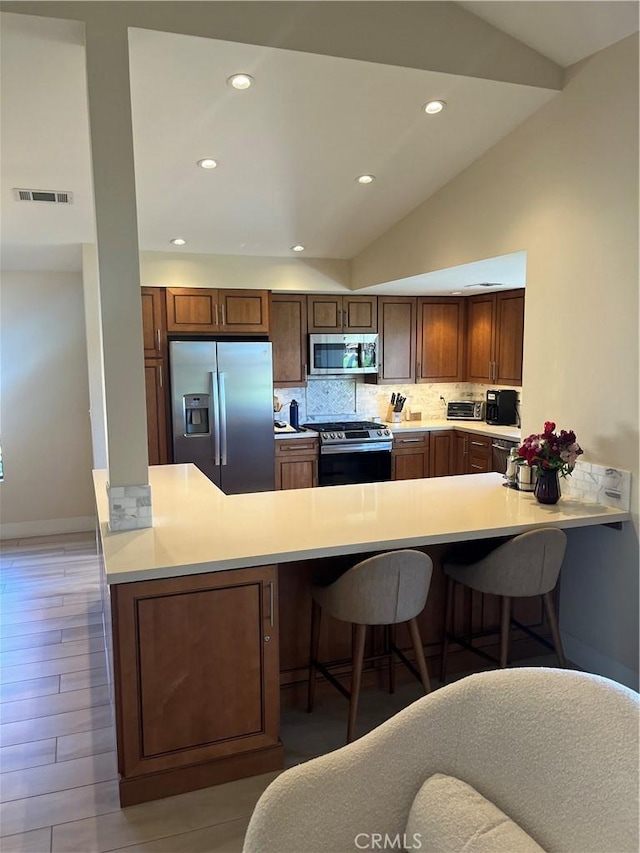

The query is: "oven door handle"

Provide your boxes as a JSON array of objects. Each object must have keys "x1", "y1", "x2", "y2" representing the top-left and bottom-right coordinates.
[{"x1": 320, "y1": 442, "x2": 392, "y2": 455}]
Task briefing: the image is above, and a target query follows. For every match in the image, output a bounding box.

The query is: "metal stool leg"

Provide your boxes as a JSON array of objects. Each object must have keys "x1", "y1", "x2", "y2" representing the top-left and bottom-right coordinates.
[
  {"x1": 543, "y1": 591, "x2": 567, "y2": 667},
  {"x1": 347, "y1": 623, "x2": 367, "y2": 743},
  {"x1": 307, "y1": 598, "x2": 321, "y2": 713}
]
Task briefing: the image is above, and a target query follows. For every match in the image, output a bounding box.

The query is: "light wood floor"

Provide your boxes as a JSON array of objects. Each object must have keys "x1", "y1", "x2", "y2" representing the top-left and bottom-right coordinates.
[
  {"x1": 1, "y1": 532, "x2": 559, "y2": 852},
  {"x1": 0, "y1": 532, "x2": 279, "y2": 853}
]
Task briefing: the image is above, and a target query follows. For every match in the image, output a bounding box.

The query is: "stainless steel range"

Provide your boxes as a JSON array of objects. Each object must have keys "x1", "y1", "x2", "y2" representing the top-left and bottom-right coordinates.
[{"x1": 302, "y1": 421, "x2": 393, "y2": 486}]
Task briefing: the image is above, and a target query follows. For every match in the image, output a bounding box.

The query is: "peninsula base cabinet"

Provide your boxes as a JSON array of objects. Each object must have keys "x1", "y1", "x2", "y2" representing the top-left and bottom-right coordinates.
[{"x1": 109, "y1": 566, "x2": 283, "y2": 806}]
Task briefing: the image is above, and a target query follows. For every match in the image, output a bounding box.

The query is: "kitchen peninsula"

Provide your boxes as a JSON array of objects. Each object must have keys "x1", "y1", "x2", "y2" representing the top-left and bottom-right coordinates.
[{"x1": 94, "y1": 466, "x2": 629, "y2": 806}]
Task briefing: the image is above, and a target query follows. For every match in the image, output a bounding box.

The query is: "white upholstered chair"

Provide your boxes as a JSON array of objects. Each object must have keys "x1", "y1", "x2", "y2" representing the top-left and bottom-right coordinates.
[
  {"x1": 308, "y1": 549, "x2": 433, "y2": 743},
  {"x1": 244, "y1": 667, "x2": 639, "y2": 853}
]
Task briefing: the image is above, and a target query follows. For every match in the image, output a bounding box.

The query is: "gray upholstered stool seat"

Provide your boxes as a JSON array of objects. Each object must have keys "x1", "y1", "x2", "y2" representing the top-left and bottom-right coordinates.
[
  {"x1": 441, "y1": 528, "x2": 568, "y2": 681},
  {"x1": 308, "y1": 549, "x2": 433, "y2": 743}
]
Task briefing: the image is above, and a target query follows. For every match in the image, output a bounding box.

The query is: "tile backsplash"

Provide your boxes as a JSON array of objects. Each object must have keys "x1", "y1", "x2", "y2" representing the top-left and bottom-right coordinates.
[{"x1": 273, "y1": 378, "x2": 521, "y2": 424}]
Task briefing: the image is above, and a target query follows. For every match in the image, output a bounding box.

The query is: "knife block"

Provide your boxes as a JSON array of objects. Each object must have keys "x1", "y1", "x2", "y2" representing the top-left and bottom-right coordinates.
[{"x1": 386, "y1": 404, "x2": 402, "y2": 423}]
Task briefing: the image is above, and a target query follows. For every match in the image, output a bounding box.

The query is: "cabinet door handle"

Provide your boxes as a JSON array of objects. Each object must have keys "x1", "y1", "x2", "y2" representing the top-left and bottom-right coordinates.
[
  {"x1": 221, "y1": 304, "x2": 226, "y2": 326},
  {"x1": 280, "y1": 443, "x2": 315, "y2": 451},
  {"x1": 214, "y1": 303, "x2": 219, "y2": 326},
  {"x1": 158, "y1": 364, "x2": 163, "y2": 388},
  {"x1": 471, "y1": 464, "x2": 484, "y2": 471},
  {"x1": 470, "y1": 440, "x2": 486, "y2": 447},
  {"x1": 398, "y1": 438, "x2": 421, "y2": 443},
  {"x1": 156, "y1": 329, "x2": 161, "y2": 352}
]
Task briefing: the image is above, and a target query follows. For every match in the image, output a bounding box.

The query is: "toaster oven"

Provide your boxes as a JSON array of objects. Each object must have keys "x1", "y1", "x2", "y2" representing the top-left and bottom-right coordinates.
[{"x1": 446, "y1": 401, "x2": 484, "y2": 421}]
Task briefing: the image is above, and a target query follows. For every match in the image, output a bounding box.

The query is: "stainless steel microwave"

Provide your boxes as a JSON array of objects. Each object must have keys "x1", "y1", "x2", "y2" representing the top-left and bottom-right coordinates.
[{"x1": 308, "y1": 334, "x2": 379, "y2": 376}]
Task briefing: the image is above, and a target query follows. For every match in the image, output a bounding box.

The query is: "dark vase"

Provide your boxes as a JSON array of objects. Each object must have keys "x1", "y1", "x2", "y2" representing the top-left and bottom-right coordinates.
[{"x1": 534, "y1": 468, "x2": 561, "y2": 504}]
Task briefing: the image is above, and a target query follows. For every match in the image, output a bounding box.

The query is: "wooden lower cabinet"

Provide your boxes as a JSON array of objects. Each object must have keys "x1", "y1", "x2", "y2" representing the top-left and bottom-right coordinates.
[
  {"x1": 429, "y1": 430, "x2": 456, "y2": 478},
  {"x1": 275, "y1": 437, "x2": 319, "y2": 489},
  {"x1": 144, "y1": 359, "x2": 169, "y2": 465},
  {"x1": 392, "y1": 431, "x2": 429, "y2": 480},
  {"x1": 110, "y1": 566, "x2": 283, "y2": 805},
  {"x1": 452, "y1": 430, "x2": 493, "y2": 474},
  {"x1": 466, "y1": 433, "x2": 493, "y2": 473}
]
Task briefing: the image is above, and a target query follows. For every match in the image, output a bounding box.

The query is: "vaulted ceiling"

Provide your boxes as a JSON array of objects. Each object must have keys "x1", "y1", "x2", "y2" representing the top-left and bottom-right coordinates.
[{"x1": 1, "y1": 2, "x2": 637, "y2": 292}]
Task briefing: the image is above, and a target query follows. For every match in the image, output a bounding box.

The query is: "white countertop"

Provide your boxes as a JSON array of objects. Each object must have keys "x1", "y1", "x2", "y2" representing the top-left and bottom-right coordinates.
[
  {"x1": 384, "y1": 419, "x2": 521, "y2": 442},
  {"x1": 94, "y1": 464, "x2": 628, "y2": 585},
  {"x1": 275, "y1": 420, "x2": 520, "y2": 441}
]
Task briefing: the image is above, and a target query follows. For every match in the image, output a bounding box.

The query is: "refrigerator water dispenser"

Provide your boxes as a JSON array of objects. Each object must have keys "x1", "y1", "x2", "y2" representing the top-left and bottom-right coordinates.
[{"x1": 184, "y1": 394, "x2": 210, "y2": 435}]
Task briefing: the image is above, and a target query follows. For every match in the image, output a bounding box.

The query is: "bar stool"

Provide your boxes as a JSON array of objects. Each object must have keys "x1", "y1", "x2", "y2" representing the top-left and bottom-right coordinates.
[
  {"x1": 440, "y1": 528, "x2": 568, "y2": 682},
  {"x1": 307, "y1": 549, "x2": 433, "y2": 743}
]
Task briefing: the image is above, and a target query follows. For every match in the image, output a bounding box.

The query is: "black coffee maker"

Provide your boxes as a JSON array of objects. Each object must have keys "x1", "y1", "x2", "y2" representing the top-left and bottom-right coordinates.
[{"x1": 486, "y1": 389, "x2": 518, "y2": 425}]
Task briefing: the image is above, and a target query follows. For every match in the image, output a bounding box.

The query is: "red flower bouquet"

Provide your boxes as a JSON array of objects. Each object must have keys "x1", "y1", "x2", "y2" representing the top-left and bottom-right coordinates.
[{"x1": 517, "y1": 421, "x2": 583, "y2": 478}]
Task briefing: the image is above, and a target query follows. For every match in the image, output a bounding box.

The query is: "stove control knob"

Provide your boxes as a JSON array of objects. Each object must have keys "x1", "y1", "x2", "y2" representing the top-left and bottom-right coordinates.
[
  {"x1": 384, "y1": 429, "x2": 390, "y2": 435},
  {"x1": 338, "y1": 432, "x2": 344, "y2": 439},
  {"x1": 330, "y1": 433, "x2": 335, "y2": 439},
  {"x1": 322, "y1": 432, "x2": 329, "y2": 439},
  {"x1": 377, "y1": 430, "x2": 383, "y2": 435}
]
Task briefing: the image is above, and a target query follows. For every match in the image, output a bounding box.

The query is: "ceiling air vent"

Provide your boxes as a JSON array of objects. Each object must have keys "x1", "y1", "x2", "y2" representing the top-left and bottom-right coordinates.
[{"x1": 13, "y1": 188, "x2": 74, "y2": 204}]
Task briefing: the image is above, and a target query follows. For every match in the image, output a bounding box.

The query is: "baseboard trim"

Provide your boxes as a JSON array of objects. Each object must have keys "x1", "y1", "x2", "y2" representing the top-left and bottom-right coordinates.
[
  {"x1": 0, "y1": 516, "x2": 96, "y2": 540},
  {"x1": 561, "y1": 631, "x2": 639, "y2": 691}
]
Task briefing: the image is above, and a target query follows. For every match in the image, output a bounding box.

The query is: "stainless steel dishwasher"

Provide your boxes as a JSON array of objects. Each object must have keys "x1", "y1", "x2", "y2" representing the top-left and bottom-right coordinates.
[{"x1": 491, "y1": 438, "x2": 519, "y2": 474}]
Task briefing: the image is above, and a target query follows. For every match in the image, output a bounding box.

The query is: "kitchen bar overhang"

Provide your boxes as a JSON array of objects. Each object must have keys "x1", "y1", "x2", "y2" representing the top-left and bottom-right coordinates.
[{"x1": 95, "y1": 464, "x2": 630, "y2": 585}]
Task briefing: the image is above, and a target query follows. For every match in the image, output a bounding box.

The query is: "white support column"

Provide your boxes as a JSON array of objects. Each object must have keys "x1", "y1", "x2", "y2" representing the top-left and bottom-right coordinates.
[{"x1": 83, "y1": 22, "x2": 151, "y2": 530}]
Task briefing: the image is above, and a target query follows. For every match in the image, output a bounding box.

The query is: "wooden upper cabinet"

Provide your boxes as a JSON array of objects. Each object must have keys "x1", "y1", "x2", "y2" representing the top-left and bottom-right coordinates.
[
  {"x1": 495, "y1": 291, "x2": 524, "y2": 385},
  {"x1": 375, "y1": 296, "x2": 416, "y2": 385},
  {"x1": 218, "y1": 289, "x2": 269, "y2": 333},
  {"x1": 307, "y1": 295, "x2": 377, "y2": 333},
  {"x1": 270, "y1": 294, "x2": 307, "y2": 386},
  {"x1": 165, "y1": 288, "x2": 269, "y2": 334},
  {"x1": 417, "y1": 297, "x2": 465, "y2": 383},
  {"x1": 466, "y1": 290, "x2": 524, "y2": 385},
  {"x1": 141, "y1": 287, "x2": 166, "y2": 358},
  {"x1": 466, "y1": 294, "x2": 495, "y2": 383}
]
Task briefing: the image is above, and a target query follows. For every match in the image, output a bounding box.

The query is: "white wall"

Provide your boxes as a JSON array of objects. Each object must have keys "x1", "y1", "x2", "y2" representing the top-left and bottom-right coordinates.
[
  {"x1": 0, "y1": 271, "x2": 95, "y2": 537},
  {"x1": 139, "y1": 252, "x2": 351, "y2": 293},
  {"x1": 81, "y1": 243, "x2": 107, "y2": 469},
  {"x1": 353, "y1": 36, "x2": 639, "y2": 688}
]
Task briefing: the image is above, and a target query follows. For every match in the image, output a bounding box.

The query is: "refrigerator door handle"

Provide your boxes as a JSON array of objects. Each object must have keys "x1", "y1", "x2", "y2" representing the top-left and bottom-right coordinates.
[
  {"x1": 219, "y1": 372, "x2": 228, "y2": 466},
  {"x1": 210, "y1": 372, "x2": 221, "y2": 467}
]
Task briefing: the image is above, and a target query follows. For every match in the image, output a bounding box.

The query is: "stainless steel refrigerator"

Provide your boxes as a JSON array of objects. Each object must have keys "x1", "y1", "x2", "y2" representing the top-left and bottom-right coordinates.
[{"x1": 169, "y1": 340, "x2": 275, "y2": 494}]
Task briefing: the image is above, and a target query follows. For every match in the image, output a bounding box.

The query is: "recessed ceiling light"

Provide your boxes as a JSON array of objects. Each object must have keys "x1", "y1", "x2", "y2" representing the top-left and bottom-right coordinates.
[
  {"x1": 423, "y1": 100, "x2": 446, "y2": 115},
  {"x1": 291, "y1": 245, "x2": 305, "y2": 252},
  {"x1": 170, "y1": 238, "x2": 187, "y2": 246},
  {"x1": 228, "y1": 73, "x2": 254, "y2": 90},
  {"x1": 356, "y1": 174, "x2": 375, "y2": 184},
  {"x1": 451, "y1": 291, "x2": 462, "y2": 295},
  {"x1": 197, "y1": 158, "x2": 218, "y2": 170}
]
